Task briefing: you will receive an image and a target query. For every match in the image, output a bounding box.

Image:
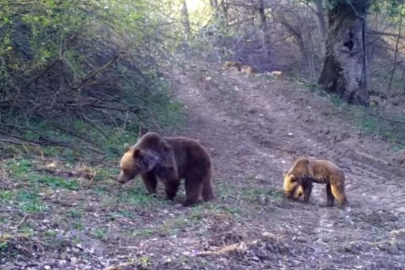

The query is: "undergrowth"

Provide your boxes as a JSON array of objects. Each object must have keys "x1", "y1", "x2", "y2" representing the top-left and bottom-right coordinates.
[{"x1": 294, "y1": 76, "x2": 405, "y2": 150}]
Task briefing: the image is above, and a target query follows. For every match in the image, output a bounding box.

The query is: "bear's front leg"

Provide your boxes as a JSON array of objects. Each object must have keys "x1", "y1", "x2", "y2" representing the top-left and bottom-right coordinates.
[
  {"x1": 140, "y1": 172, "x2": 158, "y2": 194},
  {"x1": 303, "y1": 185, "x2": 312, "y2": 203}
]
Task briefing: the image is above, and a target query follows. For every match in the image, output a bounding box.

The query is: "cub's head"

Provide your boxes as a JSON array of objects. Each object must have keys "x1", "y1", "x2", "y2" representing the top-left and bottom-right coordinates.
[
  {"x1": 117, "y1": 144, "x2": 157, "y2": 184},
  {"x1": 283, "y1": 173, "x2": 301, "y2": 199}
]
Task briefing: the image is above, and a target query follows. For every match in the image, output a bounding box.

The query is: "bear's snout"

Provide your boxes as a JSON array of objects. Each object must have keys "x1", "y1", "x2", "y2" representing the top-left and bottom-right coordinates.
[
  {"x1": 284, "y1": 190, "x2": 294, "y2": 199},
  {"x1": 117, "y1": 172, "x2": 130, "y2": 184}
]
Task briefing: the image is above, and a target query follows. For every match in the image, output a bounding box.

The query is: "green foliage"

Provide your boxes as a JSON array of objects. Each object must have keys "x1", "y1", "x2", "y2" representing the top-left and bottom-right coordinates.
[
  {"x1": 16, "y1": 190, "x2": 46, "y2": 213},
  {"x1": 0, "y1": 0, "x2": 184, "y2": 161},
  {"x1": 35, "y1": 174, "x2": 79, "y2": 190}
]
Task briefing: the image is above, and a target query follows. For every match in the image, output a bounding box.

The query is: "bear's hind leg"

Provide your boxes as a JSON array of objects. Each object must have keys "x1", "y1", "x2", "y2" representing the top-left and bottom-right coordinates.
[
  {"x1": 183, "y1": 176, "x2": 203, "y2": 207},
  {"x1": 201, "y1": 176, "x2": 214, "y2": 202},
  {"x1": 163, "y1": 179, "x2": 180, "y2": 201},
  {"x1": 326, "y1": 183, "x2": 335, "y2": 207},
  {"x1": 331, "y1": 184, "x2": 348, "y2": 206}
]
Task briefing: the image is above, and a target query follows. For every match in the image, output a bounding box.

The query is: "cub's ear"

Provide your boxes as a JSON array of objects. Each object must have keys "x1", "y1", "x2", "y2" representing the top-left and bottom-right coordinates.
[
  {"x1": 124, "y1": 143, "x2": 131, "y2": 152},
  {"x1": 283, "y1": 172, "x2": 288, "y2": 178}
]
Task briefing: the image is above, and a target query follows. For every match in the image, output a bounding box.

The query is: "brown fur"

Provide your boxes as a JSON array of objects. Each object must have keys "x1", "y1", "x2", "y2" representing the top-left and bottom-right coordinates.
[
  {"x1": 118, "y1": 132, "x2": 213, "y2": 206},
  {"x1": 270, "y1": 71, "x2": 284, "y2": 79},
  {"x1": 223, "y1": 61, "x2": 242, "y2": 71},
  {"x1": 283, "y1": 158, "x2": 348, "y2": 207},
  {"x1": 241, "y1": 65, "x2": 254, "y2": 75}
]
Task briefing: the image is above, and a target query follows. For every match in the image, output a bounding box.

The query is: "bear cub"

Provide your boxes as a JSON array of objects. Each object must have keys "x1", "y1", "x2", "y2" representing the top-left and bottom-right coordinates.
[
  {"x1": 283, "y1": 157, "x2": 348, "y2": 207},
  {"x1": 118, "y1": 132, "x2": 214, "y2": 206}
]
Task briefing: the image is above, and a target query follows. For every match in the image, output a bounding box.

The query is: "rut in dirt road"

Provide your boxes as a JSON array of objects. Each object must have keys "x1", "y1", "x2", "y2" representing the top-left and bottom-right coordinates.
[{"x1": 172, "y1": 65, "x2": 405, "y2": 269}]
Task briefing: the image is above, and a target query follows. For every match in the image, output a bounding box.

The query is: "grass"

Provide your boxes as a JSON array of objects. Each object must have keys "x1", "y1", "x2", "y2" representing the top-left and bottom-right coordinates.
[
  {"x1": 3, "y1": 159, "x2": 80, "y2": 191},
  {"x1": 295, "y1": 77, "x2": 405, "y2": 148},
  {"x1": 118, "y1": 184, "x2": 167, "y2": 207}
]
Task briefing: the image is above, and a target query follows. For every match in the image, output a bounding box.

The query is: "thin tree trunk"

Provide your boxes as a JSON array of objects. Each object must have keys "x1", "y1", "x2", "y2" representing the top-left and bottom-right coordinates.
[
  {"x1": 210, "y1": 0, "x2": 228, "y2": 20},
  {"x1": 257, "y1": 0, "x2": 269, "y2": 58},
  {"x1": 387, "y1": 3, "x2": 403, "y2": 93},
  {"x1": 318, "y1": 0, "x2": 369, "y2": 105},
  {"x1": 181, "y1": 0, "x2": 191, "y2": 36},
  {"x1": 210, "y1": 0, "x2": 218, "y2": 7},
  {"x1": 313, "y1": 0, "x2": 326, "y2": 54}
]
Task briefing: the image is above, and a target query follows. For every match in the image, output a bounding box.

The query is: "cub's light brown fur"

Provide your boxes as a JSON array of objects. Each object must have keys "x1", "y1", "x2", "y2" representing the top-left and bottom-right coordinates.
[
  {"x1": 241, "y1": 65, "x2": 254, "y2": 75},
  {"x1": 270, "y1": 71, "x2": 284, "y2": 79},
  {"x1": 223, "y1": 61, "x2": 242, "y2": 71},
  {"x1": 283, "y1": 158, "x2": 348, "y2": 207},
  {"x1": 118, "y1": 132, "x2": 213, "y2": 207}
]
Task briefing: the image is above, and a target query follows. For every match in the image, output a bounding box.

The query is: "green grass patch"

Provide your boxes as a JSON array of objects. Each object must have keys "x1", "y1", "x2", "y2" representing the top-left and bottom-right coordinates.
[
  {"x1": 67, "y1": 208, "x2": 83, "y2": 218},
  {"x1": 93, "y1": 228, "x2": 108, "y2": 241},
  {"x1": 241, "y1": 186, "x2": 284, "y2": 204},
  {"x1": 326, "y1": 93, "x2": 405, "y2": 148},
  {"x1": 16, "y1": 190, "x2": 46, "y2": 213},
  {"x1": 118, "y1": 184, "x2": 166, "y2": 207},
  {"x1": 0, "y1": 190, "x2": 14, "y2": 201},
  {"x1": 34, "y1": 174, "x2": 79, "y2": 190},
  {"x1": 5, "y1": 159, "x2": 32, "y2": 176},
  {"x1": 3, "y1": 158, "x2": 80, "y2": 190}
]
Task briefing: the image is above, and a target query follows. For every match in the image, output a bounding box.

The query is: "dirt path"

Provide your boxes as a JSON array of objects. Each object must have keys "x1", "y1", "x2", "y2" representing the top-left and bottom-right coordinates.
[
  {"x1": 2, "y1": 62, "x2": 405, "y2": 270},
  {"x1": 170, "y1": 64, "x2": 405, "y2": 269}
]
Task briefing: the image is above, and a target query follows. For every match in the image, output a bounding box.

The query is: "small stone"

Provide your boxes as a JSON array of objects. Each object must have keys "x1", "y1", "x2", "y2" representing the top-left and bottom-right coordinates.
[{"x1": 70, "y1": 257, "x2": 77, "y2": 265}]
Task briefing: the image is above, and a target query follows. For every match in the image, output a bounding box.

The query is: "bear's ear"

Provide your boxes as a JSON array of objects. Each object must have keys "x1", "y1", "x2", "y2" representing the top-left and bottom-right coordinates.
[
  {"x1": 133, "y1": 148, "x2": 143, "y2": 158},
  {"x1": 124, "y1": 143, "x2": 131, "y2": 152}
]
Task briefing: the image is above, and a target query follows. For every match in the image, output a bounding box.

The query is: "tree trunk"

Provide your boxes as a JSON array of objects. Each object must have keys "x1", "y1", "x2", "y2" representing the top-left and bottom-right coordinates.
[
  {"x1": 257, "y1": 0, "x2": 266, "y2": 25},
  {"x1": 210, "y1": 0, "x2": 228, "y2": 19},
  {"x1": 210, "y1": 0, "x2": 218, "y2": 7},
  {"x1": 314, "y1": 0, "x2": 327, "y2": 39},
  {"x1": 313, "y1": 0, "x2": 326, "y2": 54},
  {"x1": 318, "y1": 0, "x2": 369, "y2": 105},
  {"x1": 257, "y1": 0, "x2": 269, "y2": 58},
  {"x1": 181, "y1": 0, "x2": 191, "y2": 36}
]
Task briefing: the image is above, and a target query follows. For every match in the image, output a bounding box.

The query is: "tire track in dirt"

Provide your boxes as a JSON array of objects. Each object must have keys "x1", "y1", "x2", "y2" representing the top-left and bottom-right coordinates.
[{"x1": 171, "y1": 67, "x2": 405, "y2": 269}]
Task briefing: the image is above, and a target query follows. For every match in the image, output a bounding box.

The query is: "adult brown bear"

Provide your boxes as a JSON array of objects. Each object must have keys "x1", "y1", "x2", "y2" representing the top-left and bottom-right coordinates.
[
  {"x1": 117, "y1": 132, "x2": 214, "y2": 206},
  {"x1": 283, "y1": 158, "x2": 348, "y2": 207}
]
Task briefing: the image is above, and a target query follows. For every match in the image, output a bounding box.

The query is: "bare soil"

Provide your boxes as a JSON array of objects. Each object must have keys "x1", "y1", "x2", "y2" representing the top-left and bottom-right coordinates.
[{"x1": 1, "y1": 62, "x2": 405, "y2": 270}]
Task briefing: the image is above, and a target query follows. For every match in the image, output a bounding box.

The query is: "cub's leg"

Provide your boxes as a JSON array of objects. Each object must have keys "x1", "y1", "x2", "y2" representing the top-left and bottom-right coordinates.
[
  {"x1": 140, "y1": 172, "x2": 158, "y2": 194},
  {"x1": 331, "y1": 183, "x2": 348, "y2": 206},
  {"x1": 183, "y1": 175, "x2": 203, "y2": 207},
  {"x1": 326, "y1": 183, "x2": 334, "y2": 207},
  {"x1": 302, "y1": 182, "x2": 313, "y2": 203}
]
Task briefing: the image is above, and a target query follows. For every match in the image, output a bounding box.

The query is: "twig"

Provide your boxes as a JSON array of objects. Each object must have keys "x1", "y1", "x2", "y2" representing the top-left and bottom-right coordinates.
[{"x1": 16, "y1": 215, "x2": 28, "y2": 228}]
